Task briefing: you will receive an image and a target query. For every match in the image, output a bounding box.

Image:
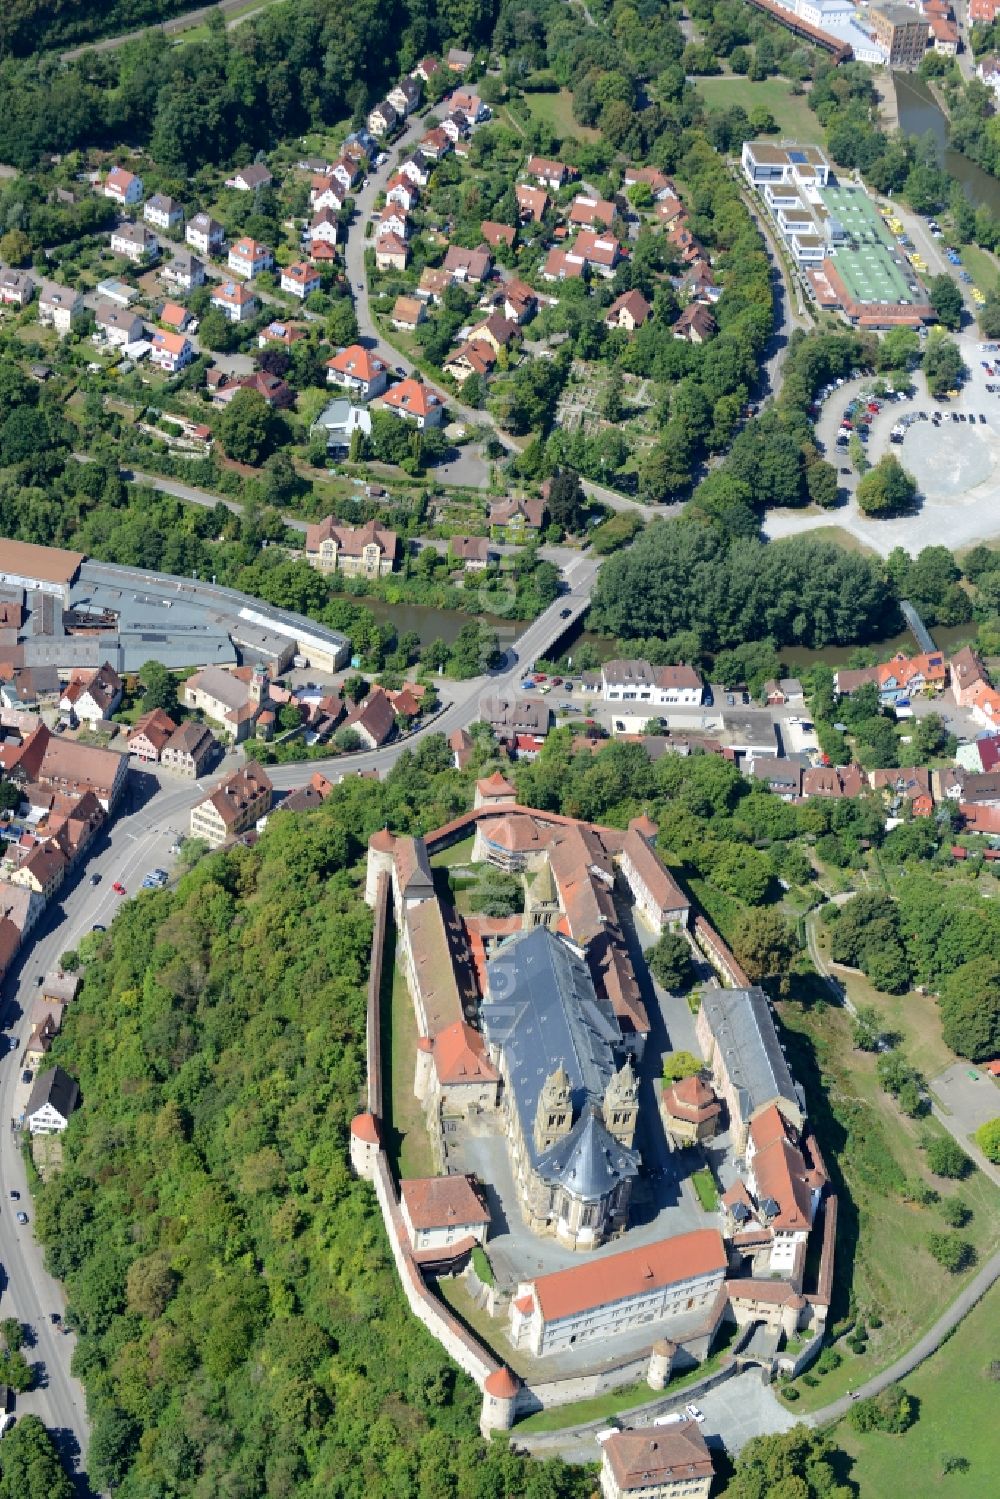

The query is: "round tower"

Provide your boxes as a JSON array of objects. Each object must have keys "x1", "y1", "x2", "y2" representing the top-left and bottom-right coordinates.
[
  {"x1": 349, "y1": 1112, "x2": 381, "y2": 1179},
  {"x1": 366, "y1": 828, "x2": 395, "y2": 907},
  {"x1": 647, "y1": 1337, "x2": 677, "y2": 1390},
  {"x1": 480, "y1": 1366, "x2": 520, "y2": 1436}
]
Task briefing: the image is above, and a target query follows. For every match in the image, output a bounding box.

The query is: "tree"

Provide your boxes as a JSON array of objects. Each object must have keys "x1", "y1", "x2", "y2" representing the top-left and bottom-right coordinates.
[
  {"x1": 727, "y1": 1428, "x2": 854, "y2": 1499},
  {"x1": 648, "y1": 932, "x2": 695, "y2": 991},
  {"x1": 939, "y1": 960, "x2": 1000, "y2": 1060},
  {"x1": 662, "y1": 1050, "x2": 703, "y2": 1083},
  {"x1": 852, "y1": 1004, "x2": 886, "y2": 1052},
  {"x1": 0, "y1": 781, "x2": 22, "y2": 813},
  {"x1": 848, "y1": 1385, "x2": 918, "y2": 1433},
  {"x1": 927, "y1": 1232, "x2": 976, "y2": 1272},
  {"x1": 913, "y1": 712, "x2": 951, "y2": 760},
  {"x1": 731, "y1": 909, "x2": 797, "y2": 988},
  {"x1": 139, "y1": 659, "x2": 179, "y2": 717},
  {"x1": 976, "y1": 1117, "x2": 1000, "y2": 1163},
  {"x1": 806, "y1": 458, "x2": 839, "y2": 508},
  {"x1": 857, "y1": 454, "x2": 918, "y2": 517},
  {"x1": 709, "y1": 843, "x2": 772, "y2": 905},
  {"x1": 0, "y1": 229, "x2": 30, "y2": 266},
  {"x1": 217, "y1": 389, "x2": 276, "y2": 466},
  {"x1": 925, "y1": 1135, "x2": 973, "y2": 1179},
  {"x1": 86, "y1": 1406, "x2": 139, "y2": 1494},
  {"x1": 0, "y1": 1415, "x2": 73, "y2": 1499},
  {"x1": 0, "y1": 1347, "x2": 33, "y2": 1391},
  {"x1": 546, "y1": 469, "x2": 586, "y2": 534},
  {"x1": 927, "y1": 274, "x2": 963, "y2": 330},
  {"x1": 922, "y1": 330, "x2": 966, "y2": 398},
  {"x1": 469, "y1": 868, "x2": 523, "y2": 918}
]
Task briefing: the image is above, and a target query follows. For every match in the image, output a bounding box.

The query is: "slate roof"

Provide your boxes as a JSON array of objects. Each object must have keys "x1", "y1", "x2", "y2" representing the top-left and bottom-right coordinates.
[
  {"x1": 26, "y1": 1064, "x2": 78, "y2": 1122},
  {"x1": 536, "y1": 1104, "x2": 638, "y2": 1198},
  {"x1": 700, "y1": 987, "x2": 799, "y2": 1125}
]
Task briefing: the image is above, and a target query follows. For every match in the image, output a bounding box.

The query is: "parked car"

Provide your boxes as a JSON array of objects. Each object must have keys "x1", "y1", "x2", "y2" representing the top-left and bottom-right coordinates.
[
  {"x1": 15, "y1": 1212, "x2": 27, "y2": 1226},
  {"x1": 112, "y1": 881, "x2": 126, "y2": 894},
  {"x1": 90, "y1": 873, "x2": 100, "y2": 885},
  {"x1": 685, "y1": 1404, "x2": 706, "y2": 1423}
]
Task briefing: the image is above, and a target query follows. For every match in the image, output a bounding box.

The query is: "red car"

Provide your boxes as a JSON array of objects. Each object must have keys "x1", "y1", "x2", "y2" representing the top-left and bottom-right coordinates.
[
  {"x1": 867, "y1": 402, "x2": 880, "y2": 413},
  {"x1": 112, "y1": 881, "x2": 126, "y2": 895},
  {"x1": 532, "y1": 673, "x2": 546, "y2": 683},
  {"x1": 551, "y1": 676, "x2": 563, "y2": 686}
]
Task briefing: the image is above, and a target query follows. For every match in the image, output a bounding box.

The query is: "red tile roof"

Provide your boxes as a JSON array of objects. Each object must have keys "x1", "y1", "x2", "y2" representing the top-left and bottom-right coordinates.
[
  {"x1": 432, "y1": 1020, "x2": 499, "y2": 1085},
  {"x1": 400, "y1": 1174, "x2": 490, "y2": 1231},
  {"x1": 528, "y1": 1229, "x2": 726, "y2": 1321}
]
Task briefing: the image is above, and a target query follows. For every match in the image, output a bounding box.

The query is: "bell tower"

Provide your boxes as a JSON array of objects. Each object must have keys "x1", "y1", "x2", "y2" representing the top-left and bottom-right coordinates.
[
  {"x1": 533, "y1": 1065, "x2": 573, "y2": 1154},
  {"x1": 603, "y1": 1058, "x2": 639, "y2": 1148}
]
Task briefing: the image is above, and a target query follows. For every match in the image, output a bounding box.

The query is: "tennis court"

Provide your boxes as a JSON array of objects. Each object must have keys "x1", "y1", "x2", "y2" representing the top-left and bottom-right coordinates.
[{"x1": 819, "y1": 183, "x2": 918, "y2": 305}]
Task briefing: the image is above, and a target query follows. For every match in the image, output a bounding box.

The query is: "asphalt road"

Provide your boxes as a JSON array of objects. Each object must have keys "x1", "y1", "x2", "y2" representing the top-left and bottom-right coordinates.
[{"x1": 60, "y1": 0, "x2": 276, "y2": 60}]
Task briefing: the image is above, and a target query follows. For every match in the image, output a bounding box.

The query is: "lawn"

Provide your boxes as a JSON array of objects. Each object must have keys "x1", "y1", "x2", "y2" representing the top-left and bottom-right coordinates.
[
  {"x1": 957, "y1": 242, "x2": 1000, "y2": 296},
  {"x1": 795, "y1": 525, "x2": 880, "y2": 557},
  {"x1": 381, "y1": 925, "x2": 436, "y2": 1181},
  {"x1": 522, "y1": 88, "x2": 601, "y2": 143},
  {"x1": 691, "y1": 1168, "x2": 719, "y2": 1213},
  {"x1": 836, "y1": 1282, "x2": 1000, "y2": 1498},
  {"x1": 772, "y1": 990, "x2": 1000, "y2": 1413},
  {"x1": 696, "y1": 76, "x2": 818, "y2": 142}
]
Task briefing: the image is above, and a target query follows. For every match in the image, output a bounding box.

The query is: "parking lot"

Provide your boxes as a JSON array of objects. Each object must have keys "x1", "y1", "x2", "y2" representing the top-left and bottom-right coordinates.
[{"x1": 930, "y1": 1062, "x2": 1000, "y2": 1185}]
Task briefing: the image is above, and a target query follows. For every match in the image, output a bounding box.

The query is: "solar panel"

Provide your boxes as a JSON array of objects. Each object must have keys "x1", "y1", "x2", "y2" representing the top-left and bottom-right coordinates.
[{"x1": 788, "y1": 150, "x2": 807, "y2": 164}]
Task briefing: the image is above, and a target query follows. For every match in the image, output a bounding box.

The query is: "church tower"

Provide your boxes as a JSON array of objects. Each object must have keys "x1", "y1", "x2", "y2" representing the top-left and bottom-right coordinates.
[
  {"x1": 533, "y1": 1065, "x2": 573, "y2": 1154},
  {"x1": 603, "y1": 1058, "x2": 639, "y2": 1149}
]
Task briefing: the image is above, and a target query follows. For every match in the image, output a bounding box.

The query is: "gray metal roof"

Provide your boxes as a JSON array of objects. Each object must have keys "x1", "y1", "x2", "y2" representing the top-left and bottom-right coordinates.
[
  {"x1": 700, "y1": 987, "x2": 799, "y2": 1123},
  {"x1": 481, "y1": 927, "x2": 636, "y2": 1193},
  {"x1": 536, "y1": 1105, "x2": 638, "y2": 1196},
  {"x1": 26, "y1": 1064, "x2": 79, "y2": 1123}
]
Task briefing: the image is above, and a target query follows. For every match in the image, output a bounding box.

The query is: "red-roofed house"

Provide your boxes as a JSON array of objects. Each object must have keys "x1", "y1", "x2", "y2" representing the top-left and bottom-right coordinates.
[
  {"x1": 104, "y1": 166, "x2": 143, "y2": 205},
  {"x1": 601, "y1": 1425, "x2": 714, "y2": 1499},
  {"x1": 375, "y1": 233, "x2": 409, "y2": 271},
  {"x1": 569, "y1": 194, "x2": 616, "y2": 228},
  {"x1": 620, "y1": 817, "x2": 690, "y2": 935},
  {"x1": 509, "y1": 1229, "x2": 727, "y2": 1355},
  {"x1": 481, "y1": 220, "x2": 516, "y2": 249},
  {"x1": 515, "y1": 184, "x2": 549, "y2": 223},
  {"x1": 399, "y1": 1175, "x2": 491, "y2": 1255},
  {"x1": 280, "y1": 261, "x2": 321, "y2": 299},
  {"x1": 376, "y1": 376, "x2": 445, "y2": 428},
  {"x1": 150, "y1": 328, "x2": 194, "y2": 373},
  {"x1": 326, "y1": 344, "x2": 389, "y2": 399},
  {"x1": 605, "y1": 289, "x2": 651, "y2": 332},
  {"x1": 227, "y1": 237, "x2": 273, "y2": 279},
  {"x1": 527, "y1": 156, "x2": 572, "y2": 190}
]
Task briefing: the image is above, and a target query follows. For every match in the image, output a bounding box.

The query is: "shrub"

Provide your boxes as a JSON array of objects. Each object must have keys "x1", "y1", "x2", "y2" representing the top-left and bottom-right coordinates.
[
  {"x1": 925, "y1": 1135, "x2": 973, "y2": 1179},
  {"x1": 848, "y1": 1386, "x2": 918, "y2": 1434},
  {"x1": 927, "y1": 1233, "x2": 977, "y2": 1273},
  {"x1": 940, "y1": 1198, "x2": 972, "y2": 1228}
]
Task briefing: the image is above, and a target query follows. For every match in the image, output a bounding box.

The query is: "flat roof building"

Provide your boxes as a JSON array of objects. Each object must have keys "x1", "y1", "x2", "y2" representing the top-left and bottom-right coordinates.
[{"x1": 0, "y1": 539, "x2": 84, "y2": 604}]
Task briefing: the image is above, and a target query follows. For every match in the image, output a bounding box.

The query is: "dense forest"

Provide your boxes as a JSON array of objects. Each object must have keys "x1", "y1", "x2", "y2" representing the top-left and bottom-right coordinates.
[
  {"x1": 0, "y1": 0, "x2": 496, "y2": 168},
  {"x1": 36, "y1": 742, "x2": 589, "y2": 1498}
]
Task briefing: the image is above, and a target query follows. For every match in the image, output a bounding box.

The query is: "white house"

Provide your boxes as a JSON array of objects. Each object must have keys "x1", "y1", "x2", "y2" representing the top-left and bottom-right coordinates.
[
  {"x1": 37, "y1": 282, "x2": 84, "y2": 335},
  {"x1": 0, "y1": 269, "x2": 34, "y2": 307},
  {"x1": 228, "y1": 237, "x2": 273, "y2": 279},
  {"x1": 978, "y1": 53, "x2": 1000, "y2": 99},
  {"x1": 600, "y1": 659, "x2": 704, "y2": 707},
  {"x1": 211, "y1": 279, "x2": 258, "y2": 323},
  {"x1": 740, "y1": 139, "x2": 832, "y2": 190},
  {"x1": 111, "y1": 222, "x2": 159, "y2": 264},
  {"x1": 60, "y1": 662, "x2": 123, "y2": 725},
  {"x1": 386, "y1": 176, "x2": 419, "y2": 212},
  {"x1": 150, "y1": 328, "x2": 195, "y2": 373},
  {"x1": 25, "y1": 1065, "x2": 79, "y2": 1135},
  {"x1": 162, "y1": 249, "x2": 205, "y2": 291},
  {"x1": 387, "y1": 76, "x2": 422, "y2": 118},
  {"x1": 226, "y1": 163, "x2": 273, "y2": 192},
  {"x1": 375, "y1": 376, "x2": 445, "y2": 429},
  {"x1": 377, "y1": 206, "x2": 410, "y2": 240},
  {"x1": 368, "y1": 99, "x2": 400, "y2": 137},
  {"x1": 309, "y1": 208, "x2": 339, "y2": 248},
  {"x1": 104, "y1": 166, "x2": 143, "y2": 205},
  {"x1": 280, "y1": 262, "x2": 321, "y2": 299},
  {"x1": 94, "y1": 301, "x2": 145, "y2": 348},
  {"x1": 144, "y1": 193, "x2": 183, "y2": 231},
  {"x1": 186, "y1": 213, "x2": 225, "y2": 257},
  {"x1": 310, "y1": 177, "x2": 344, "y2": 214}
]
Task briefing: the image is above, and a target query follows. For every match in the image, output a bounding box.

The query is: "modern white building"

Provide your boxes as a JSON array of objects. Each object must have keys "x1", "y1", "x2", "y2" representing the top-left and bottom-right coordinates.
[{"x1": 599, "y1": 659, "x2": 704, "y2": 707}]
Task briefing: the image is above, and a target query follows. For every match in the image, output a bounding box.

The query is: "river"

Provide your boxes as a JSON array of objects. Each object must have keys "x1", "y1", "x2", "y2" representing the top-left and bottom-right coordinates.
[
  {"x1": 894, "y1": 72, "x2": 1000, "y2": 217},
  {"x1": 328, "y1": 592, "x2": 528, "y2": 647}
]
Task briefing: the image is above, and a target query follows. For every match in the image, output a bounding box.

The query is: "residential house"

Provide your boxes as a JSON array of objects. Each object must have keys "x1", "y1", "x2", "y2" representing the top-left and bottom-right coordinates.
[
  {"x1": 400, "y1": 153, "x2": 432, "y2": 187},
  {"x1": 869, "y1": 766, "x2": 934, "y2": 816},
  {"x1": 310, "y1": 174, "x2": 344, "y2": 213},
  {"x1": 443, "y1": 244, "x2": 492, "y2": 283},
  {"x1": 623, "y1": 165, "x2": 676, "y2": 199},
  {"x1": 258, "y1": 319, "x2": 306, "y2": 348},
  {"x1": 385, "y1": 175, "x2": 419, "y2": 214},
  {"x1": 673, "y1": 303, "x2": 717, "y2": 343},
  {"x1": 150, "y1": 328, "x2": 194, "y2": 373},
  {"x1": 573, "y1": 229, "x2": 622, "y2": 278},
  {"x1": 110, "y1": 222, "x2": 159, "y2": 264},
  {"x1": 309, "y1": 207, "x2": 340, "y2": 248},
  {"x1": 182, "y1": 664, "x2": 270, "y2": 742},
  {"x1": 159, "y1": 300, "x2": 192, "y2": 331},
  {"x1": 619, "y1": 816, "x2": 690, "y2": 935},
  {"x1": 391, "y1": 295, "x2": 426, "y2": 332},
  {"x1": 929, "y1": 14, "x2": 959, "y2": 53},
  {"x1": 800, "y1": 764, "x2": 868, "y2": 799},
  {"x1": 683, "y1": 261, "x2": 720, "y2": 303},
  {"x1": 368, "y1": 99, "x2": 400, "y2": 137},
  {"x1": 310, "y1": 397, "x2": 371, "y2": 452},
  {"x1": 185, "y1": 213, "x2": 225, "y2": 257},
  {"x1": 345, "y1": 689, "x2": 397, "y2": 748},
  {"x1": 326, "y1": 344, "x2": 389, "y2": 399},
  {"x1": 59, "y1": 662, "x2": 122, "y2": 727},
  {"x1": 950, "y1": 645, "x2": 988, "y2": 706},
  {"x1": 37, "y1": 282, "x2": 84, "y2": 335},
  {"x1": 226, "y1": 163, "x2": 273, "y2": 192},
  {"x1": 515, "y1": 184, "x2": 549, "y2": 223},
  {"x1": 696, "y1": 985, "x2": 803, "y2": 1153},
  {"x1": 480, "y1": 220, "x2": 516, "y2": 250},
  {"x1": 211, "y1": 279, "x2": 258, "y2": 322},
  {"x1": 600, "y1": 1425, "x2": 715, "y2": 1499},
  {"x1": 954, "y1": 769, "x2": 1000, "y2": 807},
  {"x1": 376, "y1": 376, "x2": 445, "y2": 427},
  {"x1": 449, "y1": 536, "x2": 495, "y2": 571},
  {"x1": 441, "y1": 110, "x2": 470, "y2": 143},
  {"x1": 280, "y1": 261, "x2": 321, "y2": 299},
  {"x1": 605, "y1": 289, "x2": 651, "y2": 332},
  {"x1": 104, "y1": 166, "x2": 143, "y2": 205},
  {"x1": 599, "y1": 659, "x2": 704, "y2": 706},
  {"x1": 467, "y1": 312, "x2": 516, "y2": 354},
  {"x1": 305, "y1": 517, "x2": 398, "y2": 576},
  {"x1": 509, "y1": 1229, "x2": 727, "y2": 1355},
  {"x1": 330, "y1": 154, "x2": 361, "y2": 193},
  {"x1": 25, "y1": 1065, "x2": 79, "y2": 1135},
  {"x1": 478, "y1": 692, "x2": 550, "y2": 741},
  {"x1": 488, "y1": 497, "x2": 547, "y2": 541},
  {"x1": 162, "y1": 249, "x2": 205, "y2": 291},
  {"x1": 501, "y1": 280, "x2": 537, "y2": 324},
  {"x1": 190, "y1": 762, "x2": 273, "y2": 847},
  {"x1": 527, "y1": 156, "x2": 571, "y2": 190},
  {"x1": 413, "y1": 56, "x2": 441, "y2": 83},
  {"x1": 978, "y1": 52, "x2": 1000, "y2": 97},
  {"x1": 207, "y1": 368, "x2": 292, "y2": 408},
  {"x1": 388, "y1": 76, "x2": 422, "y2": 116},
  {"x1": 0, "y1": 269, "x2": 34, "y2": 307},
  {"x1": 747, "y1": 757, "x2": 803, "y2": 800},
  {"x1": 94, "y1": 301, "x2": 145, "y2": 347},
  {"x1": 419, "y1": 127, "x2": 452, "y2": 161},
  {"x1": 144, "y1": 193, "x2": 183, "y2": 231},
  {"x1": 417, "y1": 266, "x2": 452, "y2": 302},
  {"x1": 569, "y1": 194, "x2": 616, "y2": 229},
  {"x1": 968, "y1": 678, "x2": 1000, "y2": 729},
  {"x1": 228, "y1": 237, "x2": 273, "y2": 279},
  {"x1": 875, "y1": 650, "x2": 947, "y2": 704},
  {"x1": 375, "y1": 233, "x2": 409, "y2": 271},
  {"x1": 443, "y1": 340, "x2": 496, "y2": 381},
  {"x1": 376, "y1": 205, "x2": 411, "y2": 240},
  {"x1": 128, "y1": 708, "x2": 178, "y2": 762},
  {"x1": 160, "y1": 719, "x2": 216, "y2": 778},
  {"x1": 10, "y1": 842, "x2": 68, "y2": 901},
  {"x1": 540, "y1": 246, "x2": 586, "y2": 282},
  {"x1": 452, "y1": 89, "x2": 488, "y2": 123},
  {"x1": 446, "y1": 46, "x2": 473, "y2": 70},
  {"x1": 2, "y1": 723, "x2": 128, "y2": 810}
]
